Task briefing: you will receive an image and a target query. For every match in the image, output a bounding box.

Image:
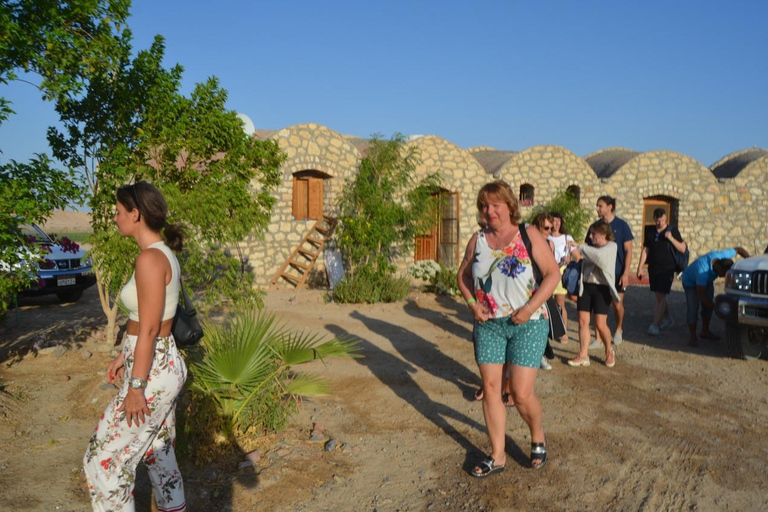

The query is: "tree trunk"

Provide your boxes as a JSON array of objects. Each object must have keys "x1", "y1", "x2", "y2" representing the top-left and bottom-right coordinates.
[{"x1": 94, "y1": 266, "x2": 124, "y2": 345}]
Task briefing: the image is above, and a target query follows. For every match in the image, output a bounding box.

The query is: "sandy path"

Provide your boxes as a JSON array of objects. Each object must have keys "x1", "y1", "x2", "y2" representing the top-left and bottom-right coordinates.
[{"x1": 1, "y1": 284, "x2": 768, "y2": 511}]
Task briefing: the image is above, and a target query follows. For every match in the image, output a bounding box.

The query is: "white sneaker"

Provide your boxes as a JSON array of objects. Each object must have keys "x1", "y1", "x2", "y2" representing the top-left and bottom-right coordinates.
[
  {"x1": 588, "y1": 339, "x2": 602, "y2": 350},
  {"x1": 660, "y1": 317, "x2": 674, "y2": 330},
  {"x1": 647, "y1": 324, "x2": 660, "y2": 336},
  {"x1": 613, "y1": 330, "x2": 623, "y2": 346},
  {"x1": 540, "y1": 356, "x2": 552, "y2": 371}
]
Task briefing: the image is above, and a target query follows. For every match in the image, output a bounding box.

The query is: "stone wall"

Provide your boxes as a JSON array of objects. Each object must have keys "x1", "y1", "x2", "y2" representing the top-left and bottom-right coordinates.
[
  {"x1": 240, "y1": 121, "x2": 767, "y2": 288},
  {"x1": 240, "y1": 123, "x2": 361, "y2": 286}
]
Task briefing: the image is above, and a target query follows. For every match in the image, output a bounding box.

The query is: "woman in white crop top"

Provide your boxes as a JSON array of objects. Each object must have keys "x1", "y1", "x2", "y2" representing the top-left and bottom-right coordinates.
[{"x1": 84, "y1": 181, "x2": 188, "y2": 512}]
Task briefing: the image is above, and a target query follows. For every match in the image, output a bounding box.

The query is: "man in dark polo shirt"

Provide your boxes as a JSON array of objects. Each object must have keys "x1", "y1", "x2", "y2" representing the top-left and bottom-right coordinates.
[
  {"x1": 587, "y1": 195, "x2": 633, "y2": 346},
  {"x1": 635, "y1": 208, "x2": 687, "y2": 335}
]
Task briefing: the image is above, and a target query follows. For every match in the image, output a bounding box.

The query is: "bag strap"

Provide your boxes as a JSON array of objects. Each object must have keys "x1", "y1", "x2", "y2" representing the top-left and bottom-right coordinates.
[
  {"x1": 518, "y1": 223, "x2": 543, "y2": 285},
  {"x1": 178, "y1": 275, "x2": 197, "y2": 314}
]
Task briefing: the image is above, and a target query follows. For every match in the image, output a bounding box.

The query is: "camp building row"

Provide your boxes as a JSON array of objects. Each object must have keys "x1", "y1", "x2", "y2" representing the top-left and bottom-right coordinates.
[{"x1": 236, "y1": 123, "x2": 767, "y2": 288}]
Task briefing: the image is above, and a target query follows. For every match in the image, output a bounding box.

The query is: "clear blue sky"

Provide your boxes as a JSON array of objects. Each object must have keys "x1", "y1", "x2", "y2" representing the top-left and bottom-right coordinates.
[{"x1": 2, "y1": 0, "x2": 767, "y2": 168}]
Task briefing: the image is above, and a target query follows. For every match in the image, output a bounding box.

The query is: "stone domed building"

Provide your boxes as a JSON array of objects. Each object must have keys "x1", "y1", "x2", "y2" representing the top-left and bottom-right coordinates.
[{"x1": 238, "y1": 121, "x2": 766, "y2": 288}]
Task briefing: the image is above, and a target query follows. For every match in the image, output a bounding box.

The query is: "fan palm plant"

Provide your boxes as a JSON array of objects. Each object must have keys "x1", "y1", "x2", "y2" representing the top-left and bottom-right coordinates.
[{"x1": 190, "y1": 309, "x2": 359, "y2": 431}]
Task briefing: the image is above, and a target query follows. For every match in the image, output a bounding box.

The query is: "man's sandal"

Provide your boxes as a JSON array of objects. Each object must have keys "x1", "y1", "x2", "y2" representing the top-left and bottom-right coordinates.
[
  {"x1": 471, "y1": 456, "x2": 505, "y2": 478},
  {"x1": 502, "y1": 392, "x2": 516, "y2": 408},
  {"x1": 531, "y1": 441, "x2": 547, "y2": 470},
  {"x1": 473, "y1": 388, "x2": 484, "y2": 401}
]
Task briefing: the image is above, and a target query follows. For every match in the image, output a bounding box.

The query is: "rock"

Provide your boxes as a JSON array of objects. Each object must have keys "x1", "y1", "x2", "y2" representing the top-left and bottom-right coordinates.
[
  {"x1": 238, "y1": 460, "x2": 255, "y2": 469},
  {"x1": 99, "y1": 383, "x2": 114, "y2": 391},
  {"x1": 61, "y1": 375, "x2": 71, "y2": 382},
  {"x1": 245, "y1": 449, "x2": 263, "y2": 463},
  {"x1": 276, "y1": 449, "x2": 290, "y2": 457},
  {"x1": 54, "y1": 346, "x2": 68, "y2": 357},
  {"x1": 324, "y1": 439, "x2": 337, "y2": 452},
  {"x1": 108, "y1": 348, "x2": 121, "y2": 358},
  {"x1": 266, "y1": 451, "x2": 279, "y2": 460},
  {"x1": 80, "y1": 350, "x2": 93, "y2": 360},
  {"x1": 310, "y1": 431, "x2": 324, "y2": 442},
  {"x1": 312, "y1": 423, "x2": 325, "y2": 433}
]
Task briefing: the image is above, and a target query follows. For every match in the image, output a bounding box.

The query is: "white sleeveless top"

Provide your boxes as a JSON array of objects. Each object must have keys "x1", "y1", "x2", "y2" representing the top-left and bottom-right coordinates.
[
  {"x1": 119, "y1": 241, "x2": 180, "y2": 322},
  {"x1": 549, "y1": 233, "x2": 574, "y2": 265},
  {"x1": 471, "y1": 229, "x2": 544, "y2": 320}
]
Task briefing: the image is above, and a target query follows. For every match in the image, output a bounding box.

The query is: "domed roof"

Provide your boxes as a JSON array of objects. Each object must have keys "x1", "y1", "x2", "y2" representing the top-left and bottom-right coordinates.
[
  {"x1": 584, "y1": 148, "x2": 640, "y2": 178},
  {"x1": 711, "y1": 148, "x2": 768, "y2": 179},
  {"x1": 472, "y1": 150, "x2": 518, "y2": 176}
]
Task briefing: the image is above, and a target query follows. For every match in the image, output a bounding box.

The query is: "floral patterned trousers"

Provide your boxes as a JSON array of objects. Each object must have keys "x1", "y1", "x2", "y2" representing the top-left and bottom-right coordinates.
[{"x1": 84, "y1": 334, "x2": 188, "y2": 512}]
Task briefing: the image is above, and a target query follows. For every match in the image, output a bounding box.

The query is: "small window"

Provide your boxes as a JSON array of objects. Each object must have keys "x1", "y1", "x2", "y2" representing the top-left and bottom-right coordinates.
[
  {"x1": 519, "y1": 184, "x2": 535, "y2": 206},
  {"x1": 566, "y1": 185, "x2": 581, "y2": 202}
]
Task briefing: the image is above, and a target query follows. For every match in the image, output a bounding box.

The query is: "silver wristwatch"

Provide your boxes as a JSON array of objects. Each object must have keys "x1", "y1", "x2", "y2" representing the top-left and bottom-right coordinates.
[{"x1": 128, "y1": 377, "x2": 147, "y2": 390}]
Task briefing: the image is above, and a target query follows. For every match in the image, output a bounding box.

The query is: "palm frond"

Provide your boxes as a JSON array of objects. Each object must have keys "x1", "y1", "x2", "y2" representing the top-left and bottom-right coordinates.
[{"x1": 283, "y1": 372, "x2": 331, "y2": 397}]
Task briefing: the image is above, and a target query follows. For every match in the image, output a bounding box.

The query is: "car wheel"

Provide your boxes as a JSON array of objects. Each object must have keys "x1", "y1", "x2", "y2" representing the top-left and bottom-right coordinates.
[
  {"x1": 57, "y1": 289, "x2": 84, "y2": 303},
  {"x1": 725, "y1": 322, "x2": 762, "y2": 360}
]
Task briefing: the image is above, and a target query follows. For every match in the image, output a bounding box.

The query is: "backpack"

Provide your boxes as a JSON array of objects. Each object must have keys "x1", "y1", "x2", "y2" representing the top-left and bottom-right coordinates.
[
  {"x1": 519, "y1": 224, "x2": 566, "y2": 351},
  {"x1": 562, "y1": 260, "x2": 581, "y2": 297},
  {"x1": 666, "y1": 226, "x2": 689, "y2": 273}
]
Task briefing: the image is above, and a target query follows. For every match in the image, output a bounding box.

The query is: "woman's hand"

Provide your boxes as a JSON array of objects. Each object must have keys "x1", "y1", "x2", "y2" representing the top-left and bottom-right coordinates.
[
  {"x1": 470, "y1": 302, "x2": 491, "y2": 322},
  {"x1": 636, "y1": 268, "x2": 644, "y2": 280},
  {"x1": 511, "y1": 303, "x2": 533, "y2": 325},
  {"x1": 117, "y1": 389, "x2": 151, "y2": 427},
  {"x1": 106, "y1": 353, "x2": 125, "y2": 384}
]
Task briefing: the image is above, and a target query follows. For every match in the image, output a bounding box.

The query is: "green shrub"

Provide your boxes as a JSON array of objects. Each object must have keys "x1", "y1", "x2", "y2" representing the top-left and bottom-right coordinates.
[
  {"x1": 408, "y1": 260, "x2": 459, "y2": 296},
  {"x1": 187, "y1": 309, "x2": 358, "y2": 459},
  {"x1": 526, "y1": 189, "x2": 592, "y2": 241},
  {"x1": 333, "y1": 263, "x2": 412, "y2": 303}
]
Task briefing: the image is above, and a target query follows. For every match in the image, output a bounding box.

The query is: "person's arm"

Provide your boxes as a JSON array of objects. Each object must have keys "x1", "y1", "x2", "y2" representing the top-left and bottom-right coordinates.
[
  {"x1": 511, "y1": 225, "x2": 559, "y2": 325},
  {"x1": 665, "y1": 228, "x2": 687, "y2": 253},
  {"x1": 735, "y1": 246, "x2": 750, "y2": 258},
  {"x1": 117, "y1": 249, "x2": 166, "y2": 426},
  {"x1": 696, "y1": 285, "x2": 716, "y2": 310},
  {"x1": 457, "y1": 233, "x2": 489, "y2": 322},
  {"x1": 621, "y1": 239, "x2": 633, "y2": 288},
  {"x1": 636, "y1": 247, "x2": 648, "y2": 280}
]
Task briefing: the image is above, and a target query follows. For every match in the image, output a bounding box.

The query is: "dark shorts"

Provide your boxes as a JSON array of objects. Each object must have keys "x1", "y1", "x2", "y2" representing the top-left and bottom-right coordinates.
[
  {"x1": 577, "y1": 283, "x2": 612, "y2": 315},
  {"x1": 615, "y1": 275, "x2": 626, "y2": 294},
  {"x1": 649, "y1": 269, "x2": 675, "y2": 294}
]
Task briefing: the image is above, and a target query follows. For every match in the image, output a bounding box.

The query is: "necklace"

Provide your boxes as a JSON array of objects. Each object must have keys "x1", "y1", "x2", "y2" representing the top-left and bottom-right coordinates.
[{"x1": 486, "y1": 226, "x2": 518, "y2": 251}]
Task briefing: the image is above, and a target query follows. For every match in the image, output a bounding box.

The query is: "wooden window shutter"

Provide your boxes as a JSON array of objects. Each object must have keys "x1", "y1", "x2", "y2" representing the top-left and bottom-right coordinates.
[
  {"x1": 308, "y1": 178, "x2": 323, "y2": 220},
  {"x1": 293, "y1": 177, "x2": 309, "y2": 219}
]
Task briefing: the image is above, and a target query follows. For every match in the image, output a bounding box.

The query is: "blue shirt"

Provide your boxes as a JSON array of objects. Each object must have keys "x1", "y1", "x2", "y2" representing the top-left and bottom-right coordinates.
[
  {"x1": 681, "y1": 248, "x2": 737, "y2": 288},
  {"x1": 587, "y1": 217, "x2": 634, "y2": 276}
]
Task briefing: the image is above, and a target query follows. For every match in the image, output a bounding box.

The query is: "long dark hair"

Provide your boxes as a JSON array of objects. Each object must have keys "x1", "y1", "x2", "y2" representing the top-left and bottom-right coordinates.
[
  {"x1": 116, "y1": 181, "x2": 184, "y2": 251},
  {"x1": 550, "y1": 211, "x2": 568, "y2": 235}
]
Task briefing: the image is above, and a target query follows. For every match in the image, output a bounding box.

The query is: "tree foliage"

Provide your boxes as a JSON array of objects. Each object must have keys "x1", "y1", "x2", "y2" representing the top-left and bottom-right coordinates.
[
  {"x1": 1, "y1": 0, "x2": 125, "y2": 318},
  {"x1": 526, "y1": 189, "x2": 592, "y2": 241},
  {"x1": 46, "y1": 33, "x2": 284, "y2": 340},
  {"x1": 335, "y1": 134, "x2": 441, "y2": 275}
]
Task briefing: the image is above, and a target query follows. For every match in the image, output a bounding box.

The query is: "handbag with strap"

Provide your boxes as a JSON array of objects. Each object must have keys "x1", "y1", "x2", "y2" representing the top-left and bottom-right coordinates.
[
  {"x1": 519, "y1": 224, "x2": 566, "y2": 350},
  {"x1": 562, "y1": 260, "x2": 581, "y2": 297},
  {"x1": 665, "y1": 226, "x2": 689, "y2": 273},
  {"x1": 171, "y1": 277, "x2": 204, "y2": 346}
]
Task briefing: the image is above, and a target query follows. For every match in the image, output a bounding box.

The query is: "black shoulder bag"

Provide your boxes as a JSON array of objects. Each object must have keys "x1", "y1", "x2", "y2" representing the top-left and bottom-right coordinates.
[
  {"x1": 519, "y1": 224, "x2": 566, "y2": 355},
  {"x1": 171, "y1": 277, "x2": 204, "y2": 346}
]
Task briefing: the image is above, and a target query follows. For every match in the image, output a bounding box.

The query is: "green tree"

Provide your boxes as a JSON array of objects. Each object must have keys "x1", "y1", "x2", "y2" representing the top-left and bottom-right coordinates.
[
  {"x1": 526, "y1": 189, "x2": 592, "y2": 241},
  {"x1": 1, "y1": 0, "x2": 127, "y2": 318},
  {"x1": 47, "y1": 34, "x2": 284, "y2": 342},
  {"x1": 334, "y1": 134, "x2": 441, "y2": 300}
]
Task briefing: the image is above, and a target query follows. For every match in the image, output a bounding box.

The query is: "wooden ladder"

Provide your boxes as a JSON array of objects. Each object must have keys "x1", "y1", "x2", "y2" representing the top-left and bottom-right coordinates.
[{"x1": 270, "y1": 215, "x2": 337, "y2": 289}]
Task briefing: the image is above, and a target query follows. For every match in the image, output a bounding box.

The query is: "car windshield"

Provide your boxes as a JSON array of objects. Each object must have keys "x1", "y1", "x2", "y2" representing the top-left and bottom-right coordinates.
[{"x1": 19, "y1": 223, "x2": 54, "y2": 244}]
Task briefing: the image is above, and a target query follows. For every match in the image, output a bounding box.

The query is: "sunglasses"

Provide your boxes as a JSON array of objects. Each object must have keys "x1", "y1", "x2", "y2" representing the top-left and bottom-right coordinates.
[
  {"x1": 129, "y1": 184, "x2": 142, "y2": 221},
  {"x1": 543, "y1": 225, "x2": 553, "y2": 231}
]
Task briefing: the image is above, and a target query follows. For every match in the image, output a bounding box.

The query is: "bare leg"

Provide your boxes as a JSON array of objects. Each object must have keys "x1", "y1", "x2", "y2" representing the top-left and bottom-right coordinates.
[
  {"x1": 653, "y1": 292, "x2": 667, "y2": 327},
  {"x1": 555, "y1": 294, "x2": 568, "y2": 343},
  {"x1": 594, "y1": 313, "x2": 614, "y2": 365},
  {"x1": 613, "y1": 292, "x2": 625, "y2": 333},
  {"x1": 574, "y1": 311, "x2": 591, "y2": 361},
  {"x1": 688, "y1": 323, "x2": 698, "y2": 346},
  {"x1": 476, "y1": 364, "x2": 507, "y2": 472},
  {"x1": 508, "y1": 365, "x2": 545, "y2": 466}
]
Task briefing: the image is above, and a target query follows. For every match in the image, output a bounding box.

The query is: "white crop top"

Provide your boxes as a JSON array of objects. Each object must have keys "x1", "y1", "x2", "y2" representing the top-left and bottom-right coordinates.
[{"x1": 119, "y1": 241, "x2": 180, "y2": 322}]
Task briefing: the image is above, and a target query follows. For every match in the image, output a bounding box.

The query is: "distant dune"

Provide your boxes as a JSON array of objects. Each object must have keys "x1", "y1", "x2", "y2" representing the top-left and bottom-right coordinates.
[{"x1": 41, "y1": 210, "x2": 92, "y2": 232}]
